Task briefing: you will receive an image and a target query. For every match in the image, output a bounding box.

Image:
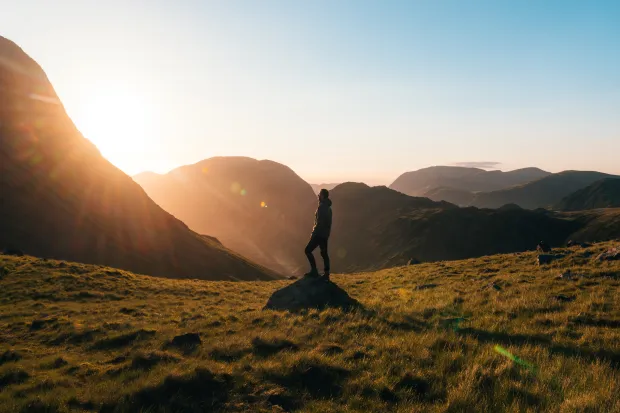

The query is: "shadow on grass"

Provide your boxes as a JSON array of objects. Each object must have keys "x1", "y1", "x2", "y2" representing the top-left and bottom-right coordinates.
[
  {"x1": 458, "y1": 327, "x2": 620, "y2": 368},
  {"x1": 102, "y1": 367, "x2": 232, "y2": 412},
  {"x1": 91, "y1": 329, "x2": 156, "y2": 350},
  {"x1": 569, "y1": 314, "x2": 620, "y2": 328},
  {"x1": 252, "y1": 337, "x2": 299, "y2": 358},
  {"x1": 264, "y1": 359, "x2": 350, "y2": 398}
]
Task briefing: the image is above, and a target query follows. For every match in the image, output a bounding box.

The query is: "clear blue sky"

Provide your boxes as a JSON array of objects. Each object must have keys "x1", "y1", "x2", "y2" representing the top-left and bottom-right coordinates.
[{"x1": 2, "y1": 0, "x2": 619, "y2": 184}]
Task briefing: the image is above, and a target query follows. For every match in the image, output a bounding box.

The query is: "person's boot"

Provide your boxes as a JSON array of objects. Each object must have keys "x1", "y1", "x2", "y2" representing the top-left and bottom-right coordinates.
[
  {"x1": 304, "y1": 268, "x2": 319, "y2": 278},
  {"x1": 322, "y1": 272, "x2": 330, "y2": 281}
]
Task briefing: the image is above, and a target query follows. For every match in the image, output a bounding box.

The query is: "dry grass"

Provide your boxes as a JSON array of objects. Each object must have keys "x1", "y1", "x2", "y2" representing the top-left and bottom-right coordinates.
[{"x1": 1, "y1": 242, "x2": 620, "y2": 412}]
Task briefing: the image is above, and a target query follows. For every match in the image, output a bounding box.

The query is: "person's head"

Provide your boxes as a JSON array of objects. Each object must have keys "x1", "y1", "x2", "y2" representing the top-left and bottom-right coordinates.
[{"x1": 319, "y1": 188, "x2": 329, "y2": 201}]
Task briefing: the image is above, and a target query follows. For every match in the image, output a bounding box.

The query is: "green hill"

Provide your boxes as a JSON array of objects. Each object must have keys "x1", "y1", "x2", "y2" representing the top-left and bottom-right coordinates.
[
  {"x1": 134, "y1": 157, "x2": 317, "y2": 275},
  {"x1": 555, "y1": 178, "x2": 620, "y2": 211},
  {"x1": 471, "y1": 171, "x2": 617, "y2": 209},
  {"x1": 2, "y1": 242, "x2": 620, "y2": 412},
  {"x1": 0, "y1": 36, "x2": 276, "y2": 281}
]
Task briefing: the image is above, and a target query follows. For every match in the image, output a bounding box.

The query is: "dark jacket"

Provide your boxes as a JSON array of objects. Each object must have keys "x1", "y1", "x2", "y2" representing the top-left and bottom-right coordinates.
[{"x1": 312, "y1": 198, "x2": 332, "y2": 239}]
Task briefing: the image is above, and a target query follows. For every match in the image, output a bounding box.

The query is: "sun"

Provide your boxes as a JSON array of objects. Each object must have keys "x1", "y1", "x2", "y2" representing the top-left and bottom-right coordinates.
[{"x1": 69, "y1": 87, "x2": 155, "y2": 174}]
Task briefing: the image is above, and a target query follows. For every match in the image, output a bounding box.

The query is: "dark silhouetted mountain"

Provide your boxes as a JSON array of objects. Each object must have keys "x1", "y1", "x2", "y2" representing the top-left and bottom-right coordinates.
[
  {"x1": 328, "y1": 183, "x2": 620, "y2": 272},
  {"x1": 423, "y1": 187, "x2": 475, "y2": 206},
  {"x1": 0, "y1": 36, "x2": 277, "y2": 281},
  {"x1": 134, "y1": 157, "x2": 317, "y2": 275},
  {"x1": 471, "y1": 171, "x2": 618, "y2": 209},
  {"x1": 310, "y1": 183, "x2": 341, "y2": 194},
  {"x1": 554, "y1": 179, "x2": 620, "y2": 211},
  {"x1": 390, "y1": 166, "x2": 550, "y2": 196}
]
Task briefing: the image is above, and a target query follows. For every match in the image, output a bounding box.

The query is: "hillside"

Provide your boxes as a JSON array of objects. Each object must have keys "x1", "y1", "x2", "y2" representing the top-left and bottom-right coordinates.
[
  {"x1": 2, "y1": 243, "x2": 620, "y2": 412},
  {"x1": 423, "y1": 187, "x2": 475, "y2": 206},
  {"x1": 390, "y1": 166, "x2": 550, "y2": 197},
  {"x1": 329, "y1": 183, "x2": 588, "y2": 272},
  {"x1": 134, "y1": 157, "x2": 317, "y2": 275},
  {"x1": 555, "y1": 178, "x2": 620, "y2": 211},
  {"x1": 471, "y1": 171, "x2": 618, "y2": 209},
  {"x1": 0, "y1": 36, "x2": 276, "y2": 281}
]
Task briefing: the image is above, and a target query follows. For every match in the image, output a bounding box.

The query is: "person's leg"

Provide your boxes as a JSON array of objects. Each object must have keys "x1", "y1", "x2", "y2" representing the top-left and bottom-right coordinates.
[
  {"x1": 304, "y1": 236, "x2": 320, "y2": 276},
  {"x1": 319, "y1": 237, "x2": 330, "y2": 278}
]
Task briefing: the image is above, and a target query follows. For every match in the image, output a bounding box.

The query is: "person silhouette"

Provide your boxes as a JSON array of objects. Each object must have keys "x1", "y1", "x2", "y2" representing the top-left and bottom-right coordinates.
[{"x1": 304, "y1": 188, "x2": 332, "y2": 280}]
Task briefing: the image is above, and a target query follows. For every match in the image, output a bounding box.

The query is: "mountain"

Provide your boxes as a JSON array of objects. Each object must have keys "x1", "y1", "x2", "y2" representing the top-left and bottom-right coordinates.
[
  {"x1": 554, "y1": 178, "x2": 620, "y2": 211},
  {"x1": 423, "y1": 187, "x2": 475, "y2": 206},
  {"x1": 310, "y1": 183, "x2": 341, "y2": 194},
  {"x1": 471, "y1": 171, "x2": 618, "y2": 209},
  {"x1": 390, "y1": 166, "x2": 550, "y2": 196},
  {"x1": 0, "y1": 36, "x2": 276, "y2": 281},
  {"x1": 328, "y1": 183, "x2": 585, "y2": 272},
  {"x1": 134, "y1": 157, "x2": 317, "y2": 275}
]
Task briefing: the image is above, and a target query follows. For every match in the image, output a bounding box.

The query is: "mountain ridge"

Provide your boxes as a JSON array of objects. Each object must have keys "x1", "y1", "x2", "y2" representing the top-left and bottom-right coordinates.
[
  {"x1": 0, "y1": 36, "x2": 277, "y2": 281},
  {"x1": 390, "y1": 166, "x2": 551, "y2": 196},
  {"x1": 134, "y1": 156, "x2": 318, "y2": 275}
]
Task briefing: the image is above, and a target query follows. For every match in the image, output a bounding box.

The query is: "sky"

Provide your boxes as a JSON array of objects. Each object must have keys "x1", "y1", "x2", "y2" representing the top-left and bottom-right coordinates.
[{"x1": 1, "y1": 0, "x2": 619, "y2": 185}]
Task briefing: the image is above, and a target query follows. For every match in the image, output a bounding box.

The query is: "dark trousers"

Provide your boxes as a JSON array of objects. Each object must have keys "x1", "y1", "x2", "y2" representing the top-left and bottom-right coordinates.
[{"x1": 305, "y1": 235, "x2": 330, "y2": 273}]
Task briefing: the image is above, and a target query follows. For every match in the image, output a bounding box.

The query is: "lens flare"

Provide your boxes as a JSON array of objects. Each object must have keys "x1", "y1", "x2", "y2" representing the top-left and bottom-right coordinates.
[
  {"x1": 240, "y1": 189, "x2": 247, "y2": 196},
  {"x1": 230, "y1": 182, "x2": 241, "y2": 194},
  {"x1": 260, "y1": 201, "x2": 267, "y2": 208},
  {"x1": 494, "y1": 345, "x2": 535, "y2": 371}
]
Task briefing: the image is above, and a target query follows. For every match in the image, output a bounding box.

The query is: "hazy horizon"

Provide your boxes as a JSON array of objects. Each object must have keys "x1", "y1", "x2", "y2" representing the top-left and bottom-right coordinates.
[{"x1": 2, "y1": 0, "x2": 618, "y2": 185}]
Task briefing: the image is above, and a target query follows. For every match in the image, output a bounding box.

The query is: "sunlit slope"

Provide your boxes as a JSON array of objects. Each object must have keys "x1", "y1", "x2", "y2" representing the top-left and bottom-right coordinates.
[
  {"x1": 0, "y1": 36, "x2": 276, "y2": 281},
  {"x1": 134, "y1": 157, "x2": 317, "y2": 275},
  {"x1": 1, "y1": 242, "x2": 620, "y2": 412}
]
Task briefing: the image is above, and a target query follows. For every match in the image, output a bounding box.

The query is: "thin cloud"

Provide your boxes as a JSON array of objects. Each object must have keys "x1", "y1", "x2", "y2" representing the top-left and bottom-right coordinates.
[{"x1": 453, "y1": 161, "x2": 501, "y2": 169}]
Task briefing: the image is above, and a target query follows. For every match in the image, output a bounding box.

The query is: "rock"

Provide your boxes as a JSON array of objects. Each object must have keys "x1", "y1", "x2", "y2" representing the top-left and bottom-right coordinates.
[
  {"x1": 568, "y1": 240, "x2": 592, "y2": 248},
  {"x1": 0, "y1": 350, "x2": 22, "y2": 365},
  {"x1": 415, "y1": 283, "x2": 438, "y2": 290},
  {"x1": 597, "y1": 247, "x2": 620, "y2": 262},
  {"x1": 557, "y1": 270, "x2": 577, "y2": 280},
  {"x1": 407, "y1": 258, "x2": 421, "y2": 266},
  {"x1": 264, "y1": 277, "x2": 360, "y2": 312},
  {"x1": 555, "y1": 294, "x2": 576, "y2": 303},
  {"x1": 1, "y1": 248, "x2": 24, "y2": 256},
  {"x1": 170, "y1": 333, "x2": 201, "y2": 348},
  {"x1": 536, "y1": 241, "x2": 552, "y2": 253},
  {"x1": 537, "y1": 254, "x2": 554, "y2": 265}
]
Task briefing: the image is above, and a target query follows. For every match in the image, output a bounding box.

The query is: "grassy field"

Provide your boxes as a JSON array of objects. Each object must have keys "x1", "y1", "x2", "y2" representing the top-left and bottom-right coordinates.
[{"x1": 1, "y1": 242, "x2": 620, "y2": 412}]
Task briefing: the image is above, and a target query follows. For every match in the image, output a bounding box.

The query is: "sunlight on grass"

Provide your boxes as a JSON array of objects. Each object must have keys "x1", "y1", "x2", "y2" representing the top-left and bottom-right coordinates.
[{"x1": 1, "y1": 242, "x2": 620, "y2": 411}]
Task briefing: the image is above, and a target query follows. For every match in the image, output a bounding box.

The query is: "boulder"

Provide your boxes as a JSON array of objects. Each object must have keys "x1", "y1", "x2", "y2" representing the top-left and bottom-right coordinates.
[
  {"x1": 537, "y1": 254, "x2": 554, "y2": 265},
  {"x1": 407, "y1": 258, "x2": 421, "y2": 266},
  {"x1": 536, "y1": 241, "x2": 552, "y2": 253},
  {"x1": 1, "y1": 249, "x2": 24, "y2": 256},
  {"x1": 264, "y1": 277, "x2": 360, "y2": 312},
  {"x1": 170, "y1": 333, "x2": 201, "y2": 348},
  {"x1": 597, "y1": 247, "x2": 620, "y2": 262}
]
